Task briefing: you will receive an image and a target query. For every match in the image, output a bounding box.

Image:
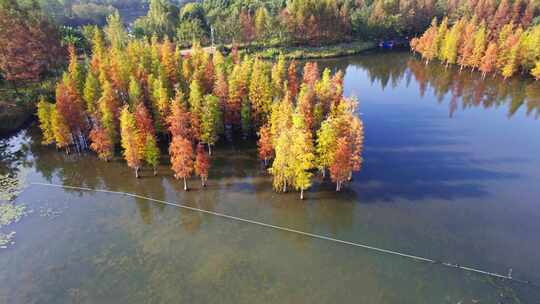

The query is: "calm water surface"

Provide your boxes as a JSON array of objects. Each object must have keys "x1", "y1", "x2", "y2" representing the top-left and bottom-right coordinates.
[{"x1": 1, "y1": 51, "x2": 540, "y2": 303}]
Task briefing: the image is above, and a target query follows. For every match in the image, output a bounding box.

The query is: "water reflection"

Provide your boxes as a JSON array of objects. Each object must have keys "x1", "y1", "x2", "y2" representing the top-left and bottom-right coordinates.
[
  {"x1": 2, "y1": 51, "x2": 540, "y2": 303},
  {"x1": 321, "y1": 51, "x2": 540, "y2": 119}
]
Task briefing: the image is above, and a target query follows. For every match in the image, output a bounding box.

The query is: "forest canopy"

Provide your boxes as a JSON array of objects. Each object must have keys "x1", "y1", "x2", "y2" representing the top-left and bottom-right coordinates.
[{"x1": 35, "y1": 17, "x2": 365, "y2": 199}]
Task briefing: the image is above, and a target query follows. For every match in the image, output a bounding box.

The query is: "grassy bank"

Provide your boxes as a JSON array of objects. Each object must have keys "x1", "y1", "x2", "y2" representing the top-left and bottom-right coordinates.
[{"x1": 239, "y1": 40, "x2": 376, "y2": 59}]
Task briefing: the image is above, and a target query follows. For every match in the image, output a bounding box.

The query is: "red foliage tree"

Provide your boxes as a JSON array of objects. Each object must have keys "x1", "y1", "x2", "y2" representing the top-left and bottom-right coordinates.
[
  {"x1": 298, "y1": 85, "x2": 316, "y2": 132},
  {"x1": 203, "y1": 59, "x2": 215, "y2": 94},
  {"x1": 257, "y1": 123, "x2": 273, "y2": 166},
  {"x1": 55, "y1": 79, "x2": 86, "y2": 148},
  {"x1": 167, "y1": 98, "x2": 192, "y2": 139},
  {"x1": 134, "y1": 103, "x2": 155, "y2": 153},
  {"x1": 169, "y1": 136, "x2": 194, "y2": 190},
  {"x1": 194, "y1": 143, "x2": 210, "y2": 187},
  {"x1": 287, "y1": 60, "x2": 299, "y2": 101},
  {"x1": 490, "y1": 0, "x2": 511, "y2": 35},
  {"x1": 480, "y1": 42, "x2": 498, "y2": 78},
  {"x1": 239, "y1": 9, "x2": 255, "y2": 43},
  {"x1": 90, "y1": 125, "x2": 113, "y2": 161},
  {"x1": 302, "y1": 62, "x2": 320, "y2": 88},
  {"x1": 213, "y1": 69, "x2": 229, "y2": 114},
  {"x1": 0, "y1": 1, "x2": 65, "y2": 92},
  {"x1": 329, "y1": 136, "x2": 352, "y2": 192}
]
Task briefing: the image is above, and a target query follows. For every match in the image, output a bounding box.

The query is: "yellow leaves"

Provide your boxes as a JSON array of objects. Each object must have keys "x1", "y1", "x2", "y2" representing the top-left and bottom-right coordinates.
[
  {"x1": 36, "y1": 97, "x2": 55, "y2": 145},
  {"x1": 532, "y1": 61, "x2": 540, "y2": 80}
]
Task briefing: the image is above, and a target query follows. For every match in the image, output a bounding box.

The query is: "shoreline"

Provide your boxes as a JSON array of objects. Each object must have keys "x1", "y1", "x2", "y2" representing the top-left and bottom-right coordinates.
[{"x1": 237, "y1": 41, "x2": 377, "y2": 59}]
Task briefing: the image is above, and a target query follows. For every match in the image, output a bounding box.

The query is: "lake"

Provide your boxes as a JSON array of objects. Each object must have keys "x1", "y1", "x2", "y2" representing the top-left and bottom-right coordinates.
[{"x1": 1, "y1": 51, "x2": 540, "y2": 303}]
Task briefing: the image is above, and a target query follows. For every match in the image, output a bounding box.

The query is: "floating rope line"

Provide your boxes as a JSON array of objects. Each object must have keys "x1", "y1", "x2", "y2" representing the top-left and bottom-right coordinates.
[{"x1": 30, "y1": 182, "x2": 536, "y2": 287}]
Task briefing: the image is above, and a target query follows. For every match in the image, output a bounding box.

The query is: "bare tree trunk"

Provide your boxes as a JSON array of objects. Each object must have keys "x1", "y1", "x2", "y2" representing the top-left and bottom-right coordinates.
[
  {"x1": 208, "y1": 144, "x2": 212, "y2": 155},
  {"x1": 153, "y1": 166, "x2": 157, "y2": 176},
  {"x1": 183, "y1": 177, "x2": 188, "y2": 191},
  {"x1": 135, "y1": 167, "x2": 139, "y2": 178},
  {"x1": 300, "y1": 187, "x2": 304, "y2": 200}
]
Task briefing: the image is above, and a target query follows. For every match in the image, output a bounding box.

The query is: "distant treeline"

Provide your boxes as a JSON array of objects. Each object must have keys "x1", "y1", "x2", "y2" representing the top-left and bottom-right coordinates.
[
  {"x1": 16, "y1": 0, "x2": 148, "y2": 26},
  {"x1": 411, "y1": 0, "x2": 540, "y2": 79}
]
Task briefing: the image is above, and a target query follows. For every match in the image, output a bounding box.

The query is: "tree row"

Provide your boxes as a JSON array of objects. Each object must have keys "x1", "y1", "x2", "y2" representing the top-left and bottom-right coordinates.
[{"x1": 411, "y1": 0, "x2": 540, "y2": 79}]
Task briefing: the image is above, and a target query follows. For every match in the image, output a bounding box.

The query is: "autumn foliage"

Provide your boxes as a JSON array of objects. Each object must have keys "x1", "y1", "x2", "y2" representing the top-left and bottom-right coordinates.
[
  {"x1": 36, "y1": 21, "x2": 365, "y2": 198},
  {"x1": 412, "y1": 3, "x2": 540, "y2": 80}
]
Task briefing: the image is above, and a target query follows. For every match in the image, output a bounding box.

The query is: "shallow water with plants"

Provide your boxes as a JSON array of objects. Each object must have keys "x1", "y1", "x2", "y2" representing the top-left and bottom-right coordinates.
[{"x1": 1, "y1": 51, "x2": 540, "y2": 303}]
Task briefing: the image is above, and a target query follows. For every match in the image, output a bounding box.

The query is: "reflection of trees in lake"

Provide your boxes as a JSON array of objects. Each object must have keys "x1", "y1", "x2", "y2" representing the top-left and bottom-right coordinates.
[
  {"x1": 407, "y1": 57, "x2": 540, "y2": 118},
  {"x1": 0, "y1": 130, "x2": 32, "y2": 177},
  {"x1": 340, "y1": 52, "x2": 540, "y2": 119}
]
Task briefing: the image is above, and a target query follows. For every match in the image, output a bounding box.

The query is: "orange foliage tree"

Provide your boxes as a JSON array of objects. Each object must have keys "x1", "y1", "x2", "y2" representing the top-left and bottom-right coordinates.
[
  {"x1": 169, "y1": 136, "x2": 193, "y2": 190},
  {"x1": 194, "y1": 143, "x2": 210, "y2": 187}
]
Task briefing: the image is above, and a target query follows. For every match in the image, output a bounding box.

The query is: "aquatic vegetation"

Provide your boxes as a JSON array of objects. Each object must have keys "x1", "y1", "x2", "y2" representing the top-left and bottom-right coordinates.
[
  {"x1": 0, "y1": 174, "x2": 23, "y2": 202},
  {"x1": 0, "y1": 174, "x2": 27, "y2": 249},
  {"x1": 0, "y1": 203, "x2": 27, "y2": 228},
  {"x1": 0, "y1": 231, "x2": 16, "y2": 249}
]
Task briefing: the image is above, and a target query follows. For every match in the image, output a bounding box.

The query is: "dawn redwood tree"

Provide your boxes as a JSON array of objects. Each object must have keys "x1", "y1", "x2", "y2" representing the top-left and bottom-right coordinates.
[
  {"x1": 55, "y1": 77, "x2": 86, "y2": 150},
  {"x1": 271, "y1": 55, "x2": 287, "y2": 99},
  {"x1": 37, "y1": 97, "x2": 55, "y2": 145},
  {"x1": 302, "y1": 62, "x2": 319, "y2": 88},
  {"x1": 532, "y1": 61, "x2": 540, "y2": 80},
  {"x1": 257, "y1": 123, "x2": 273, "y2": 166},
  {"x1": 470, "y1": 23, "x2": 487, "y2": 69},
  {"x1": 287, "y1": 60, "x2": 299, "y2": 101},
  {"x1": 201, "y1": 94, "x2": 222, "y2": 154},
  {"x1": 83, "y1": 71, "x2": 101, "y2": 113},
  {"x1": 297, "y1": 84, "x2": 316, "y2": 132},
  {"x1": 290, "y1": 113, "x2": 315, "y2": 200},
  {"x1": 249, "y1": 59, "x2": 273, "y2": 127},
  {"x1": 120, "y1": 106, "x2": 142, "y2": 178},
  {"x1": 480, "y1": 42, "x2": 498, "y2": 78},
  {"x1": 168, "y1": 94, "x2": 192, "y2": 139},
  {"x1": 169, "y1": 136, "x2": 194, "y2": 191},
  {"x1": 194, "y1": 143, "x2": 210, "y2": 187},
  {"x1": 51, "y1": 105, "x2": 72, "y2": 152},
  {"x1": 97, "y1": 81, "x2": 120, "y2": 148},
  {"x1": 330, "y1": 136, "x2": 352, "y2": 192},
  {"x1": 89, "y1": 115, "x2": 112, "y2": 162},
  {"x1": 143, "y1": 134, "x2": 160, "y2": 175}
]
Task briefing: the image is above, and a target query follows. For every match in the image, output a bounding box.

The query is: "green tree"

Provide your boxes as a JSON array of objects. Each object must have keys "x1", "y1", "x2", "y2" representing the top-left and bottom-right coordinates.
[
  {"x1": 201, "y1": 94, "x2": 222, "y2": 154},
  {"x1": 105, "y1": 10, "x2": 127, "y2": 49},
  {"x1": 83, "y1": 71, "x2": 100, "y2": 113},
  {"x1": 143, "y1": 134, "x2": 160, "y2": 176}
]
